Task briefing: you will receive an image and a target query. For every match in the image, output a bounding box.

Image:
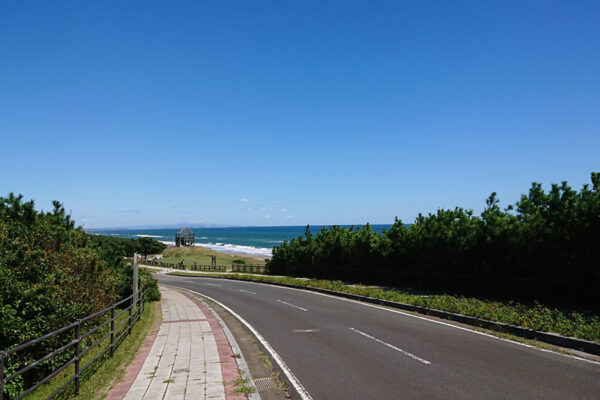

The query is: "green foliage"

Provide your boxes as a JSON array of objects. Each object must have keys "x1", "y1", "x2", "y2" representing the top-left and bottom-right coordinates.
[
  {"x1": 267, "y1": 173, "x2": 600, "y2": 309},
  {"x1": 0, "y1": 193, "x2": 161, "y2": 399},
  {"x1": 232, "y1": 258, "x2": 246, "y2": 265},
  {"x1": 185, "y1": 273, "x2": 600, "y2": 343},
  {"x1": 139, "y1": 268, "x2": 161, "y2": 302},
  {"x1": 86, "y1": 234, "x2": 166, "y2": 258}
]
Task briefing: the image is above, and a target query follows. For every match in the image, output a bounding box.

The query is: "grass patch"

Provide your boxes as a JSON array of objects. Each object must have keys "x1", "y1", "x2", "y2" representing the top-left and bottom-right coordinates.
[
  {"x1": 160, "y1": 246, "x2": 263, "y2": 269},
  {"x1": 258, "y1": 351, "x2": 272, "y2": 370},
  {"x1": 168, "y1": 272, "x2": 600, "y2": 343},
  {"x1": 28, "y1": 301, "x2": 160, "y2": 400},
  {"x1": 233, "y1": 376, "x2": 256, "y2": 394}
]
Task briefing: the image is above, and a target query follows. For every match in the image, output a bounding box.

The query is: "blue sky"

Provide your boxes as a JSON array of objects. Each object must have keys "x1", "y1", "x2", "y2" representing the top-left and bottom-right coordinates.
[{"x1": 1, "y1": 1, "x2": 598, "y2": 228}]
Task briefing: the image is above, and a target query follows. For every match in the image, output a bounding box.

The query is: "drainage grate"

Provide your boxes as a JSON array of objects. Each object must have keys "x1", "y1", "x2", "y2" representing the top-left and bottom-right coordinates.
[{"x1": 253, "y1": 377, "x2": 278, "y2": 391}]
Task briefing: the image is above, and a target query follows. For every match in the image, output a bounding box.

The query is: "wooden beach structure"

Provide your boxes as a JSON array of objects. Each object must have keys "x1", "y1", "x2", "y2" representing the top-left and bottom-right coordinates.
[{"x1": 175, "y1": 227, "x2": 195, "y2": 247}]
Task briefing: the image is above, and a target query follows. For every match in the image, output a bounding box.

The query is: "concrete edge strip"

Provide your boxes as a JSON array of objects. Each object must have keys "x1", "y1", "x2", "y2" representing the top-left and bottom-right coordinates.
[
  {"x1": 202, "y1": 297, "x2": 261, "y2": 400},
  {"x1": 178, "y1": 287, "x2": 315, "y2": 400},
  {"x1": 168, "y1": 273, "x2": 600, "y2": 363},
  {"x1": 105, "y1": 299, "x2": 163, "y2": 400}
]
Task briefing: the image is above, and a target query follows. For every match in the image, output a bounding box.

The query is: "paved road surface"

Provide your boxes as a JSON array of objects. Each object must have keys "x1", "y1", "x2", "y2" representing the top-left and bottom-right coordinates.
[{"x1": 156, "y1": 274, "x2": 600, "y2": 400}]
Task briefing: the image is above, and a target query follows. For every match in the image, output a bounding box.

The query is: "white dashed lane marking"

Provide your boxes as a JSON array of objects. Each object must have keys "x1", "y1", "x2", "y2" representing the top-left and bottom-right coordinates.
[
  {"x1": 349, "y1": 327, "x2": 431, "y2": 365},
  {"x1": 277, "y1": 299, "x2": 308, "y2": 311}
]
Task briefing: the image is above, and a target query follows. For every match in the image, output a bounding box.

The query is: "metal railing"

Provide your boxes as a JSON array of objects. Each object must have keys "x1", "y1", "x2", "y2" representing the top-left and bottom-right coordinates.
[{"x1": 0, "y1": 289, "x2": 146, "y2": 400}]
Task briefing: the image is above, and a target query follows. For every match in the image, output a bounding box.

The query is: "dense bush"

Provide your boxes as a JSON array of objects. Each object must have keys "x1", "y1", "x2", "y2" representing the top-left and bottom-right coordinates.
[
  {"x1": 139, "y1": 268, "x2": 161, "y2": 302},
  {"x1": 86, "y1": 234, "x2": 166, "y2": 258},
  {"x1": 268, "y1": 173, "x2": 600, "y2": 309},
  {"x1": 0, "y1": 194, "x2": 161, "y2": 398}
]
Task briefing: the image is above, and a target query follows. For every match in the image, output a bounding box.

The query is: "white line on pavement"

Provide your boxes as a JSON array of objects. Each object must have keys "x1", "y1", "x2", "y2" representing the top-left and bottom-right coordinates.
[
  {"x1": 293, "y1": 329, "x2": 320, "y2": 333},
  {"x1": 277, "y1": 299, "x2": 308, "y2": 311},
  {"x1": 205, "y1": 283, "x2": 222, "y2": 287},
  {"x1": 179, "y1": 288, "x2": 314, "y2": 400},
  {"x1": 349, "y1": 327, "x2": 431, "y2": 365},
  {"x1": 239, "y1": 289, "x2": 257, "y2": 295},
  {"x1": 166, "y1": 277, "x2": 600, "y2": 366},
  {"x1": 230, "y1": 279, "x2": 600, "y2": 366}
]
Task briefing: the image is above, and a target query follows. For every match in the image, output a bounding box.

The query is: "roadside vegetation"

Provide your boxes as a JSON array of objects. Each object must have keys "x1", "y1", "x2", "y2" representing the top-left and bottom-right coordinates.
[
  {"x1": 169, "y1": 272, "x2": 600, "y2": 343},
  {"x1": 0, "y1": 193, "x2": 162, "y2": 399},
  {"x1": 160, "y1": 246, "x2": 263, "y2": 268},
  {"x1": 88, "y1": 234, "x2": 166, "y2": 259},
  {"x1": 268, "y1": 173, "x2": 600, "y2": 310},
  {"x1": 28, "y1": 301, "x2": 159, "y2": 400}
]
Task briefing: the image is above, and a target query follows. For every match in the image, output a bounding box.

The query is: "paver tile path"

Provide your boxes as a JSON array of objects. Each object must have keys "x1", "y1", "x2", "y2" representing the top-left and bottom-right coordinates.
[{"x1": 119, "y1": 287, "x2": 227, "y2": 400}]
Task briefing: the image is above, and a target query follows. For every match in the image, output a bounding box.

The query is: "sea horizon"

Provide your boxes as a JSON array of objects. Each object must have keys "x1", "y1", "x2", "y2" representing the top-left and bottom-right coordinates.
[{"x1": 88, "y1": 224, "x2": 393, "y2": 259}]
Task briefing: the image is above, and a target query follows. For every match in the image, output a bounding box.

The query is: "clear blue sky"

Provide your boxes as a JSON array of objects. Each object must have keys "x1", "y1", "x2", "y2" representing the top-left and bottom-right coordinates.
[{"x1": 1, "y1": 1, "x2": 598, "y2": 228}]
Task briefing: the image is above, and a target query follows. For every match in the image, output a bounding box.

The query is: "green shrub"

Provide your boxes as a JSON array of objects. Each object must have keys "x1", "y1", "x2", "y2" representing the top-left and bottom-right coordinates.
[
  {"x1": 268, "y1": 173, "x2": 600, "y2": 309},
  {"x1": 139, "y1": 268, "x2": 161, "y2": 302},
  {"x1": 0, "y1": 193, "x2": 163, "y2": 399}
]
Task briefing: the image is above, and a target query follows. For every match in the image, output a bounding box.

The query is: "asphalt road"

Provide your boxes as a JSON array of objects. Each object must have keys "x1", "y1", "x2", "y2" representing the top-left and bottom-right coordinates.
[{"x1": 156, "y1": 274, "x2": 600, "y2": 400}]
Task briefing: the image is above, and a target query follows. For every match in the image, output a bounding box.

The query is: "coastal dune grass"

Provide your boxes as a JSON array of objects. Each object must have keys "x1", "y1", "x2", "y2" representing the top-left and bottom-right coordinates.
[
  {"x1": 27, "y1": 301, "x2": 159, "y2": 400},
  {"x1": 168, "y1": 272, "x2": 600, "y2": 343},
  {"x1": 161, "y1": 246, "x2": 264, "y2": 268}
]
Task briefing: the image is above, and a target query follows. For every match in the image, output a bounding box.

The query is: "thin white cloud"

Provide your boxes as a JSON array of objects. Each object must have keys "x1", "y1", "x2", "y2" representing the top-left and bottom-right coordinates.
[
  {"x1": 285, "y1": 215, "x2": 295, "y2": 219},
  {"x1": 264, "y1": 215, "x2": 271, "y2": 219},
  {"x1": 272, "y1": 201, "x2": 278, "y2": 205},
  {"x1": 281, "y1": 208, "x2": 287, "y2": 212},
  {"x1": 240, "y1": 198, "x2": 251, "y2": 202},
  {"x1": 260, "y1": 207, "x2": 268, "y2": 211}
]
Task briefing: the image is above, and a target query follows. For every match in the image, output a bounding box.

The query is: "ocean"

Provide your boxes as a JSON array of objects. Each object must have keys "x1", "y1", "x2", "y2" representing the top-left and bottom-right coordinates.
[{"x1": 88, "y1": 225, "x2": 392, "y2": 258}]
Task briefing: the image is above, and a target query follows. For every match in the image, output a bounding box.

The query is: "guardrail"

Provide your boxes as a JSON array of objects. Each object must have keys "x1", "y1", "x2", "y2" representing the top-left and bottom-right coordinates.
[{"x1": 0, "y1": 289, "x2": 146, "y2": 400}]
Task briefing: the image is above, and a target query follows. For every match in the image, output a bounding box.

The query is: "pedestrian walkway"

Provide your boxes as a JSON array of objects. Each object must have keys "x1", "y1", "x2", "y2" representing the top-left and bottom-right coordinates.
[{"x1": 106, "y1": 286, "x2": 248, "y2": 400}]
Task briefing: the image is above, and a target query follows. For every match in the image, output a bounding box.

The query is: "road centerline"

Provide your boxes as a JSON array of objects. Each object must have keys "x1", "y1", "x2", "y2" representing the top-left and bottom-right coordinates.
[
  {"x1": 238, "y1": 289, "x2": 257, "y2": 295},
  {"x1": 204, "y1": 283, "x2": 222, "y2": 287},
  {"x1": 349, "y1": 327, "x2": 431, "y2": 365},
  {"x1": 277, "y1": 299, "x2": 308, "y2": 311}
]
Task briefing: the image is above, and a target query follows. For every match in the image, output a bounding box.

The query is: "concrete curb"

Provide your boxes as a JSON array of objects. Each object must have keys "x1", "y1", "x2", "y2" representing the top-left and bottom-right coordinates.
[{"x1": 167, "y1": 273, "x2": 600, "y2": 357}]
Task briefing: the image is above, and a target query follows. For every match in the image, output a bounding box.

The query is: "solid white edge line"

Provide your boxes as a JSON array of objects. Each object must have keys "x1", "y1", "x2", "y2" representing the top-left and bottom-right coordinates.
[
  {"x1": 179, "y1": 287, "x2": 315, "y2": 400},
  {"x1": 189, "y1": 277, "x2": 600, "y2": 367},
  {"x1": 349, "y1": 327, "x2": 431, "y2": 365},
  {"x1": 277, "y1": 299, "x2": 308, "y2": 311}
]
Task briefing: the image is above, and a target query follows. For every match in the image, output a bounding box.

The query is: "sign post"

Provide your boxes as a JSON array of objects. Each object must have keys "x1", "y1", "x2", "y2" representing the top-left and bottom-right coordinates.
[{"x1": 133, "y1": 253, "x2": 139, "y2": 312}]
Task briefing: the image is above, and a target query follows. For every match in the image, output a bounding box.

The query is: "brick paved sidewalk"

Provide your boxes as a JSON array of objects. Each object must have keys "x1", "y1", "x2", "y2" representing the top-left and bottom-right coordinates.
[{"x1": 106, "y1": 286, "x2": 247, "y2": 400}]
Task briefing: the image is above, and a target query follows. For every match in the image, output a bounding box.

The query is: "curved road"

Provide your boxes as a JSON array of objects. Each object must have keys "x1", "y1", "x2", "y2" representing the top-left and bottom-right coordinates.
[{"x1": 156, "y1": 274, "x2": 599, "y2": 399}]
